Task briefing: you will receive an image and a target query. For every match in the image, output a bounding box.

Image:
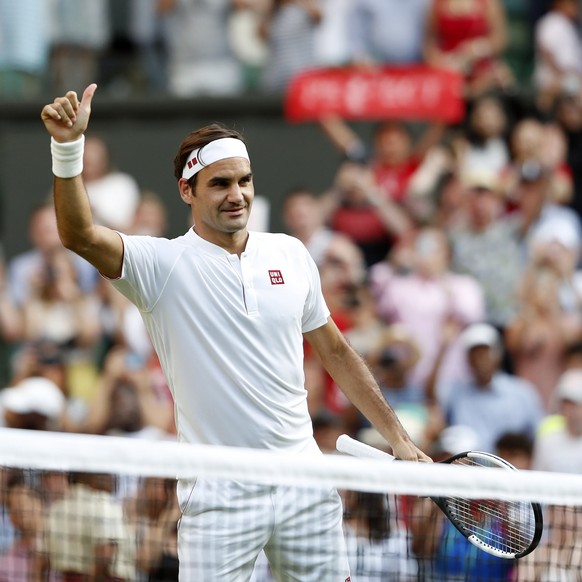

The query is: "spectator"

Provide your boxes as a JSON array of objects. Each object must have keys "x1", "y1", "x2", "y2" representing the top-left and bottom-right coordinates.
[
  {"x1": 260, "y1": 0, "x2": 322, "y2": 93},
  {"x1": 228, "y1": 0, "x2": 271, "y2": 91},
  {"x1": 0, "y1": 376, "x2": 66, "y2": 432},
  {"x1": 0, "y1": 0, "x2": 50, "y2": 99},
  {"x1": 0, "y1": 471, "x2": 54, "y2": 582},
  {"x1": 319, "y1": 116, "x2": 444, "y2": 216},
  {"x1": 347, "y1": 0, "x2": 430, "y2": 67},
  {"x1": 440, "y1": 323, "x2": 544, "y2": 452},
  {"x1": 80, "y1": 346, "x2": 175, "y2": 440},
  {"x1": 455, "y1": 94, "x2": 511, "y2": 176},
  {"x1": 533, "y1": 369, "x2": 582, "y2": 472},
  {"x1": 370, "y1": 226, "x2": 486, "y2": 390},
  {"x1": 128, "y1": 0, "x2": 168, "y2": 94},
  {"x1": 7, "y1": 204, "x2": 97, "y2": 307},
  {"x1": 43, "y1": 472, "x2": 137, "y2": 581},
  {"x1": 320, "y1": 160, "x2": 414, "y2": 267},
  {"x1": 423, "y1": 0, "x2": 513, "y2": 98},
  {"x1": 534, "y1": 0, "x2": 582, "y2": 113},
  {"x1": 126, "y1": 476, "x2": 180, "y2": 580},
  {"x1": 129, "y1": 191, "x2": 169, "y2": 237},
  {"x1": 20, "y1": 247, "x2": 102, "y2": 353},
  {"x1": 83, "y1": 135, "x2": 141, "y2": 232},
  {"x1": 161, "y1": 0, "x2": 243, "y2": 96},
  {"x1": 342, "y1": 489, "x2": 418, "y2": 581},
  {"x1": 313, "y1": 0, "x2": 352, "y2": 67},
  {"x1": 281, "y1": 188, "x2": 340, "y2": 267},
  {"x1": 48, "y1": 0, "x2": 111, "y2": 95},
  {"x1": 449, "y1": 171, "x2": 522, "y2": 330},
  {"x1": 501, "y1": 118, "x2": 573, "y2": 208},
  {"x1": 495, "y1": 431, "x2": 534, "y2": 470}
]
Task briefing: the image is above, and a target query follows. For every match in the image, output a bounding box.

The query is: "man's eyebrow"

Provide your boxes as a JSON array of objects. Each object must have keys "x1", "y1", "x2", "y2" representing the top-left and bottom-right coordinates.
[{"x1": 207, "y1": 172, "x2": 253, "y2": 185}]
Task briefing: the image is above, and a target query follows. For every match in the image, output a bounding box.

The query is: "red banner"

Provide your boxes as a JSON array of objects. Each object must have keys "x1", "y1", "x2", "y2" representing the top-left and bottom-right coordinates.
[{"x1": 284, "y1": 66, "x2": 465, "y2": 123}]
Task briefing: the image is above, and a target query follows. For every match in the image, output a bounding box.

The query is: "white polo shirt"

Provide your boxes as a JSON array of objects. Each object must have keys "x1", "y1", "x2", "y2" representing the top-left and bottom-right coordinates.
[{"x1": 111, "y1": 229, "x2": 329, "y2": 452}]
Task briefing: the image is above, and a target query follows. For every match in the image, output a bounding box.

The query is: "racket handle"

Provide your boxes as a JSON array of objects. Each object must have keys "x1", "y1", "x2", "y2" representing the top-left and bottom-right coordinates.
[{"x1": 336, "y1": 434, "x2": 395, "y2": 461}]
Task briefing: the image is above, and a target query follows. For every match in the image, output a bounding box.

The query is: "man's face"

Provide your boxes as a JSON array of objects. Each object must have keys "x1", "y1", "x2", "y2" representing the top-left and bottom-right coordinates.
[
  {"x1": 467, "y1": 345, "x2": 498, "y2": 384},
  {"x1": 181, "y1": 157, "x2": 254, "y2": 243}
]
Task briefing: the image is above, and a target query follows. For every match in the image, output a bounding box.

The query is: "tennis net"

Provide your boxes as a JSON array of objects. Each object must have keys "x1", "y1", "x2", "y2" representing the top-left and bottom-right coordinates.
[{"x1": 1, "y1": 427, "x2": 581, "y2": 581}]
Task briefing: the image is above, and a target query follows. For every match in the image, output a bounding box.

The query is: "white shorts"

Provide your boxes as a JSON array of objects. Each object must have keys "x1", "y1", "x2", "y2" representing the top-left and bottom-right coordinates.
[{"x1": 177, "y1": 479, "x2": 351, "y2": 582}]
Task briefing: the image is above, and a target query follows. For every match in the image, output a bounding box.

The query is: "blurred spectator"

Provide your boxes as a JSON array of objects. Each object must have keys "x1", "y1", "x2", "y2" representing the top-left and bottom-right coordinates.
[
  {"x1": 411, "y1": 423, "x2": 514, "y2": 581},
  {"x1": 7, "y1": 204, "x2": 97, "y2": 308},
  {"x1": 423, "y1": 0, "x2": 513, "y2": 98},
  {"x1": 311, "y1": 409, "x2": 346, "y2": 453},
  {"x1": 455, "y1": 94, "x2": 510, "y2": 176},
  {"x1": 20, "y1": 247, "x2": 102, "y2": 352},
  {"x1": 81, "y1": 346, "x2": 174, "y2": 439},
  {"x1": 555, "y1": 93, "x2": 582, "y2": 218},
  {"x1": 495, "y1": 430, "x2": 534, "y2": 469},
  {"x1": 0, "y1": 471, "x2": 54, "y2": 582},
  {"x1": 83, "y1": 135, "x2": 141, "y2": 232},
  {"x1": 0, "y1": 376, "x2": 66, "y2": 432},
  {"x1": 502, "y1": 118, "x2": 574, "y2": 207},
  {"x1": 533, "y1": 369, "x2": 582, "y2": 472},
  {"x1": 260, "y1": 0, "x2": 322, "y2": 93},
  {"x1": 370, "y1": 226, "x2": 486, "y2": 390},
  {"x1": 346, "y1": 325, "x2": 429, "y2": 448},
  {"x1": 319, "y1": 117, "x2": 444, "y2": 217},
  {"x1": 439, "y1": 323, "x2": 544, "y2": 452},
  {"x1": 161, "y1": 0, "x2": 243, "y2": 97},
  {"x1": 347, "y1": 0, "x2": 430, "y2": 67},
  {"x1": 313, "y1": 0, "x2": 352, "y2": 67},
  {"x1": 281, "y1": 188, "x2": 340, "y2": 267},
  {"x1": 320, "y1": 160, "x2": 414, "y2": 267},
  {"x1": 129, "y1": 191, "x2": 169, "y2": 237},
  {"x1": 43, "y1": 472, "x2": 137, "y2": 580},
  {"x1": 534, "y1": 0, "x2": 582, "y2": 113},
  {"x1": 126, "y1": 476, "x2": 180, "y2": 580},
  {"x1": 449, "y1": 171, "x2": 522, "y2": 329},
  {"x1": 228, "y1": 0, "x2": 270, "y2": 91},
  {"x1": 0, "y1": 0, "x2": 50, "y2": 99},
  {"x1": 48, "y1": 0, "x2": 111, "y2": 95},
  {"x1": 342, "y1": 489, "x2": 418, "y2": 581},
  {"x1": 128, "y1": 0, "x2": 168, "y2": 94}
]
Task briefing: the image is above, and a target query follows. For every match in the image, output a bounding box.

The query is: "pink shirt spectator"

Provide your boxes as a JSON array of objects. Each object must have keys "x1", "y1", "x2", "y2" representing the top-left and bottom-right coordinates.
[{"x1": 370, "y1": 261, "x2": 485, "y2": 391}]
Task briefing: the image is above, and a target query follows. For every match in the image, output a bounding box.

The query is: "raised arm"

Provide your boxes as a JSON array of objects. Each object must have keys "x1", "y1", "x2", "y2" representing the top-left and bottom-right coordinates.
[
  {"x1": 304, "y1": 318, "x2": 431, "y2": 462},
  {"x1": 40, "y1": 84, "x2": 124, "y2": 279}
]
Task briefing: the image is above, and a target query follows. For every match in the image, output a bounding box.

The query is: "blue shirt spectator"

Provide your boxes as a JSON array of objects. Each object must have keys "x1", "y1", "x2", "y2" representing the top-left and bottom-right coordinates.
[{"x1": 348, "y1": 0, "x2": 430, "y2": 65}]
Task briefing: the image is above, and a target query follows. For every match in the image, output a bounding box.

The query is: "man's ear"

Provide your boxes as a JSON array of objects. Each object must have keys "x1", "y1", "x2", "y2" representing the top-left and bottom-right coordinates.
[{"x1": 178, "y1": 178, "x2": 193, "y2": 205}]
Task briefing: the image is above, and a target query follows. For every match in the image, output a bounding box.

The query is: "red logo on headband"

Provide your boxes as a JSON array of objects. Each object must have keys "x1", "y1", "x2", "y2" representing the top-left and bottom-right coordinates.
[
  {"x1": 269, "y1": 270, "x2": 284, "y2": 285},
  {"x1": 187, "y1": 158, "x2": 198, "y2": 169}
]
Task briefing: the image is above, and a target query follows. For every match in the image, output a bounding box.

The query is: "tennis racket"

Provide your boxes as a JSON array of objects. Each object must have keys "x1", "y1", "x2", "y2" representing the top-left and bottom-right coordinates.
[{"x1": 336, "y1": 434, "x2": 543, "y2": 559}]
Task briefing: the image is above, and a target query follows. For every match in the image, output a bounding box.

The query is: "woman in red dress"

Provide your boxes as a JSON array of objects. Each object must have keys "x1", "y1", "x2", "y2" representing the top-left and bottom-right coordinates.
[{"x1": 423, "y1": 0, "x2": 512, "y2": 97}]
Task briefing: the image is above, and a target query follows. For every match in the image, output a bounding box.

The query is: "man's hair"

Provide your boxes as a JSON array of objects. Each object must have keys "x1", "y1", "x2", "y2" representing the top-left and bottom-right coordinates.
[{"x1": 173, "y1": 123, "x2": 246, "y2": 185}]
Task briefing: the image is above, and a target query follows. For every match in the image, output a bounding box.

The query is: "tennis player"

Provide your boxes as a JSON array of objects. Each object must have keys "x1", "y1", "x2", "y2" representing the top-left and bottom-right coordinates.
[{"x1": 41, "y1": 84, "x2": 431, "y2": 581}]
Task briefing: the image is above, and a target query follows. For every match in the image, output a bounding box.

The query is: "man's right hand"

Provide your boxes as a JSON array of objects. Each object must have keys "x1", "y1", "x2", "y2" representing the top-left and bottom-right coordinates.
[{"x1": 40, "y1": 83, "x2": 97, "y2": 144}]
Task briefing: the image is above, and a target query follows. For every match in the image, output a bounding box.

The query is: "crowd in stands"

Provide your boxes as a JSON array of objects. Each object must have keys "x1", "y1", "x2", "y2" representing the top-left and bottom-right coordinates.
[{"x1": 1, "y1": 0, "x2": 582, "y2": 579}]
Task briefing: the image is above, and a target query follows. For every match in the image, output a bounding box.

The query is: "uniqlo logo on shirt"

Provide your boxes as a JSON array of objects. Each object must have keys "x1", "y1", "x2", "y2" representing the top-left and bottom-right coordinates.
[{"x1": 269, "y1": 270, "x2": 285, "y2": 285}]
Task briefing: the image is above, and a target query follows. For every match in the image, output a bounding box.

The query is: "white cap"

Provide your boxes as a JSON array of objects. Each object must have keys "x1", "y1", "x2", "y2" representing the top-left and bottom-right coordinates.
[
  {"x1": 459, "y1": 323, "x2": 500, "y2": 351},
  {"x1": 437, "y1": 425, "x2": 480, "y2": 455},
  {"x1": 531, "y1": 221, "x2": 580, "y2": 251},
  {"x1": 1, "y1": 377, "x2": 65, "y2": 418},
  {"x1": 556, "y1": 369, "x2": 582, "y2": 404}
]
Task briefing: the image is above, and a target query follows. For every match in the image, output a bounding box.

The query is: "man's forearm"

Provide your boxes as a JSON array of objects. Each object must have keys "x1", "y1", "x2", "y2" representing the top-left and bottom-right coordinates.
[{"x1": 53, "y1": 175, "x2": 96, "y2": 255}]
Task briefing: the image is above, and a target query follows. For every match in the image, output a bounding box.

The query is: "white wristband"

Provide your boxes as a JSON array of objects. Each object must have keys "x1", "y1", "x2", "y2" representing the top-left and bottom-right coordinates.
[{"x1": 51, "y1": 135, "x2": 85, "y2": 178}]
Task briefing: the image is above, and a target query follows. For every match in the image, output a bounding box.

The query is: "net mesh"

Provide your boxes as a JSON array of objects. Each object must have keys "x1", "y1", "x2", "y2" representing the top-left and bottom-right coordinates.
[{"x1": 1, "y1": 427, "x2": 581, "y2": 581}]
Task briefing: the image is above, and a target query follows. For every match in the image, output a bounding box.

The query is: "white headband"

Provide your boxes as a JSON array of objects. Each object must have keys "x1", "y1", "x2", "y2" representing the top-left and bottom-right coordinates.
[{"x1": 182, "y1": 137, "x2": 250, "y2": 180}]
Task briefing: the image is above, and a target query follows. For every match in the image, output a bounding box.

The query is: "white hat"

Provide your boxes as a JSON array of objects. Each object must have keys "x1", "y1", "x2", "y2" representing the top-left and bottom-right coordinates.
[
  {"x1": 555, "y1": 369, "x2": 582, "y2": 404},
  {"x1": 437, "y1": 425, "x2": 480, "y2": 455},
  {"x1": 459, "y1": 323, "x2": 500, "y2": 351},
  {"x1": 1, "y1": 377, "x2": 65, "y2": 418},
  {"x1": 530, "y1": 221, "x2": 580, "y2": 251}
]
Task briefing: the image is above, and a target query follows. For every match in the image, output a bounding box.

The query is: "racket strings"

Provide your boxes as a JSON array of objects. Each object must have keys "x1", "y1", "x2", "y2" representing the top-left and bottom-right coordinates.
[
  {"x1": 445, "y1": 497, "x2": 536, "y2": 552},
  {"x1": 445, "y1": 456, "x2": 537, "y2": 554}
]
